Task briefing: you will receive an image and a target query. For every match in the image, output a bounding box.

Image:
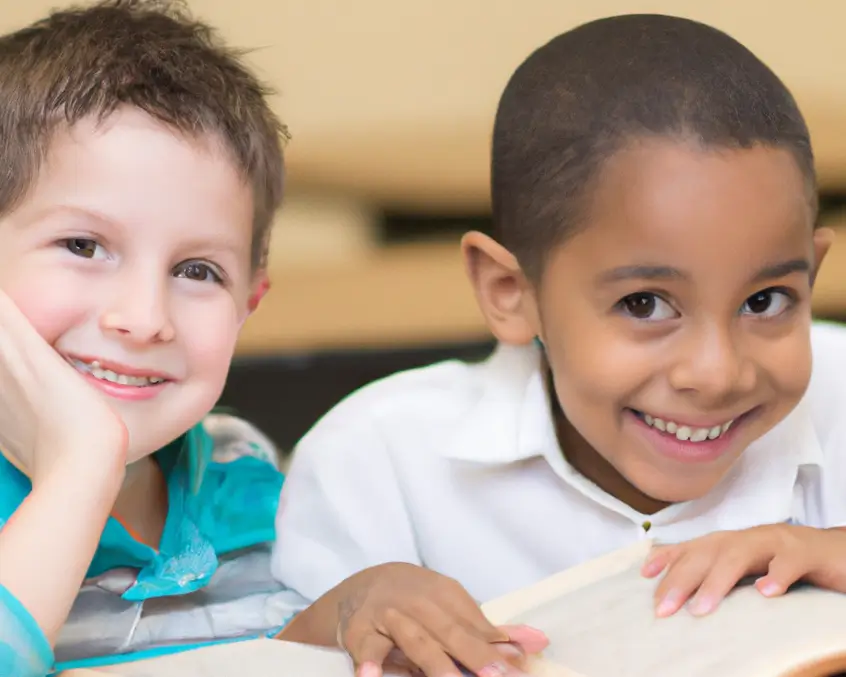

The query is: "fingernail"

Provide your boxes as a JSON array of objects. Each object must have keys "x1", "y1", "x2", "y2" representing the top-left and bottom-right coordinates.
[
  {"x1": 756, "y1": 578, "x2": 781, "y2": 597},
  {"x1": 688, "y1": 595, "x2": 714, "y2": 616},
  {"x1": 655, "y1": 591, "x2": 681, "y2": 617},
  {"x1": 358, "y1": 661, "x2": 381, "y2": 677},
  {"x1": 512, "y1": 624, "x2": 548, "y2": 641},
  {"x1": 641, "y1": 557, "x2": 664, "y2": 577},
  {"x1": 478, "y1": 661, "x2": 529, "y2": 677}
]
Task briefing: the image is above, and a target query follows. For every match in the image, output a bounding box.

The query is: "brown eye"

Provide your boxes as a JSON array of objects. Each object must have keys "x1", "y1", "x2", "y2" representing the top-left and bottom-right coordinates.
[
  {"x1": 745, "y1": 291, "x2": 773, "y2": 314},
  {"x1": 619, "y1": 292, "x2": 677, "y2": 321},
  {"x1": 622, "y1": 293, "x2": 657, "y2": 319},
  {"x1": 742, "y1": 289, "x2": 792, "y2": 318},
  {"x1": 174, "y1": 261, "x2": 222, "y2": 284},
  {"x1": 66, "y1": 238, "x2": 98, "y2": 258}
]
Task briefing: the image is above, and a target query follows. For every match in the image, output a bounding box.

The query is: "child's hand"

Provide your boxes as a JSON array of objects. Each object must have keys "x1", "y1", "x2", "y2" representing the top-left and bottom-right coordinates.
[
  {"x1": 642, "y1": 524, "x2": 846, "y2": 618},
  {"x1": 335, "y1": 563, "x2": 547, "y2": 677},
  {"x1": 286, "y1": 562, "x2": 549, "y2": 677},
  {"x1": 0, "y1": 289, "x2": 127, "y2": 483}
]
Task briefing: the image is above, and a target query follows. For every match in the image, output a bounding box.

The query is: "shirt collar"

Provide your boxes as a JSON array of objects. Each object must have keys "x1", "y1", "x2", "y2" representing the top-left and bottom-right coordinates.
[{"x1": 438, "y1": 342, "x2": 559, "y2": 465}]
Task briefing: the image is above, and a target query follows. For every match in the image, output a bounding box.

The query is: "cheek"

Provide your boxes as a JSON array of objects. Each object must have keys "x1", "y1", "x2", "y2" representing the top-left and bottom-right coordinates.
[
  {"x1": 759, "y1": 329, "x2": 813, "y2": 401},
  {"x1": 174, "y1": 300, "x2": 241, "y2": 383},
  {"x1": 544, "y1": 315, "x2": 654, "y2": 416},
  {"x1": 1, "y1": 268, "x2": 91, "y2": 344}
]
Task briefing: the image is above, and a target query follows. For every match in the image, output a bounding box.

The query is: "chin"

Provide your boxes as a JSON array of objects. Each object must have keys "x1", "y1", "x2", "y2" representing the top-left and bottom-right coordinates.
[{"x1": 636, "y1": 474, "x2": 723, "y2": 504}]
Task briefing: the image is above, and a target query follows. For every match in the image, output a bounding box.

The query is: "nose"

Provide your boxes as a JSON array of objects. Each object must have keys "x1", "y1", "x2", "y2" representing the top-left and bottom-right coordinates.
[
  {"x1": 99, "y1": 269, "x2": 175, "y2": 345},
  {"x1": 667, "y1": 324, "x2": 756, "y2": 403}
]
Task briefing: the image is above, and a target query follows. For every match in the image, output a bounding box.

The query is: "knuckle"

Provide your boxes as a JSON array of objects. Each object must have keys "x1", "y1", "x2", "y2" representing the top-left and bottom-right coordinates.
[
  {"x1": 442, "y1": 621, "x2": 471, "y2": 648},
  {"x1": 381, "y1": 605, "x2": 404, "y2": 626},
  {"x1": 401, "y1": 624, "x2": 436, "y2": 652}
]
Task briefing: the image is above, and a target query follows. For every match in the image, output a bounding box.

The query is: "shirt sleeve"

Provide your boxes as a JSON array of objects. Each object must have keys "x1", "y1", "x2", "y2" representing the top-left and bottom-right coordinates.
[
  {"x1": 270, "y1": 405, "x2": 422, "y2": 604},
  {"x1": 0, "y1": 584, "x2": 53, "y2": 677}
]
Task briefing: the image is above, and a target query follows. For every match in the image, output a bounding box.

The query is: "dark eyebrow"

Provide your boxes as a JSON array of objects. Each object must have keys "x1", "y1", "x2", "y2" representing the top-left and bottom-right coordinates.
[
  {"x1": 750, "y1": 259, "x2": 810, "y2": 284},
  {"x1": 595, "y1": 265, "x2": 687, "y2": 285},
  {"x1": 595, "y1": 259, "x2": 811, "y2": 287}
]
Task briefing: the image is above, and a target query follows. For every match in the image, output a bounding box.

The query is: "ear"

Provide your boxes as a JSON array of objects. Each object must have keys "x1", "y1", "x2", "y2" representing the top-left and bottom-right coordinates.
[
  {"x1": 811, "y1": 227, "x2": 835, "y2": 286},
  {"x1": 247, "y1": 271, "x2": 271, "y2": 314},
  {"x1": 460, "y1": 231, "x2": 539, "y2": 345}
]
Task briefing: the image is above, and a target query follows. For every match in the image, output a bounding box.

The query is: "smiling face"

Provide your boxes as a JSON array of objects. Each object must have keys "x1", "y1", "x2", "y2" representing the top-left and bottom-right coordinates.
[
  {"x1": 536, "y1": 138, "x2": 825, "y2": 506},
  {"x1": 0, "y1": 107, "x2": 256, "y2": 463},
  {"x1": 464, "y1": 136, "x2": 831, "y2": 510}
]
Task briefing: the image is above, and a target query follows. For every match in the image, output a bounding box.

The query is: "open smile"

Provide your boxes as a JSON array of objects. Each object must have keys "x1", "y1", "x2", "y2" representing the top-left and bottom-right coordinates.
[
  {"x1": 630, "y1": 410, "x2": 735, "y2": 443},
  {"x1": 626, "y1": 407, "x2": 758, "y2": 464},
  {"x1": 64, "y1": 355, "x2": 175, "y2": 401}
]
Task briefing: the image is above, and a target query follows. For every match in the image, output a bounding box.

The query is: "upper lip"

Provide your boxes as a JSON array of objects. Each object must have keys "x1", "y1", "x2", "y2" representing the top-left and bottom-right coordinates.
[
  {"x1": 634, "y1": 408, "x2": 752, "y2": 428},
  {"x1": 66, "y1": 354, "x2": 176, "y2": 381}
]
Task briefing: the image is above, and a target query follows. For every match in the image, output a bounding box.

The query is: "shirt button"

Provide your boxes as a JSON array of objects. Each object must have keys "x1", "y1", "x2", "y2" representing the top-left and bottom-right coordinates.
[{"x1": 642, "y1": 521, "x2": 652, "y2": 532}]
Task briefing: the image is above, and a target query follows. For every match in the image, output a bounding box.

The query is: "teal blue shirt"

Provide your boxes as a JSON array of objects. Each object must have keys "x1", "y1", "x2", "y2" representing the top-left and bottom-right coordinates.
[{"x1": 0, "y1": 414, "x2": 294, "y2": 676}]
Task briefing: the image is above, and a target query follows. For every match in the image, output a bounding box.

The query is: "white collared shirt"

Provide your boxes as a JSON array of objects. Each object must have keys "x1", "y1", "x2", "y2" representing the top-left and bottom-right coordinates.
[{"x1": 271, "y1": 322, "x2": 846, "y2": 605}]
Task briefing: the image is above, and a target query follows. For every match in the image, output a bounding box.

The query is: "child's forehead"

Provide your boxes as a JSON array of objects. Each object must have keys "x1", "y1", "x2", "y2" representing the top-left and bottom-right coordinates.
[
  {"x1": 14, "y1": 109, "x2": 255, "y2": 256},
  {"x1": 586, "y1": 139, "x2": 811, "y2": 239},
  {"x1": 548, "y1": 139, "x2": 814, "y2": 284}
]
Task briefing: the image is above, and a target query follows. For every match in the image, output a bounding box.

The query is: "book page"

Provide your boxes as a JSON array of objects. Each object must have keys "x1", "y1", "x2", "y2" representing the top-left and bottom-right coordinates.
[{"x1": 484, "y1": 543, "x2": 846, "y2": 677}]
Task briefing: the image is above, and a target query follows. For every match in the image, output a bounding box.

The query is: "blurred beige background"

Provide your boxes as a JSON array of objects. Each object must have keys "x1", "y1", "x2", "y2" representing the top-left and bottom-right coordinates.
[{"x1": 4, "y1": 1, "x2": 845, "y2": 353}]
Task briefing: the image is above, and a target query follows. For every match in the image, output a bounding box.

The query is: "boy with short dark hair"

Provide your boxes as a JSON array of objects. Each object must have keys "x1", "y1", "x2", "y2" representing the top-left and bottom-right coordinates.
[{"x1": 274, "y1": 14, "x2": 846, "y2": 677}]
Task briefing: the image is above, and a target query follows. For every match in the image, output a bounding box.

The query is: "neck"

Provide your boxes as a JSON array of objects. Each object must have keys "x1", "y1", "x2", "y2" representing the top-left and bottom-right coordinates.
[
  {"x1": 545, "y1": 368, "x2": 671, "y2": 515},
  {"x1": 111, "y1": 455, "x2": 168, "y2": 548}
]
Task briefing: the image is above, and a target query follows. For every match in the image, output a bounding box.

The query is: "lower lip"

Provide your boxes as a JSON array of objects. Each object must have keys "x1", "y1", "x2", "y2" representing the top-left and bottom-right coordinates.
[
  {"x1": 627, "y1": 409, "x2": 748, "y2": 465},
  {"x1": 80, "y1": 371, "x2": 168, "y2": 401}
]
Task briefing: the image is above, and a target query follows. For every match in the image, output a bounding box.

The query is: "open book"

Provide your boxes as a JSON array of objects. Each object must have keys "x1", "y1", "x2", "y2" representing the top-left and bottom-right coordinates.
[{"x1": 60, "y1": 540, "x2": 846, "y2": 677}]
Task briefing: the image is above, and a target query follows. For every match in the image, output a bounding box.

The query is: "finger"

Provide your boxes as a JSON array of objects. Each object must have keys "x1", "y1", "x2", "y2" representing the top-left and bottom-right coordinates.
[
  {"x1": 380, "y1": 608, "x2": 466, "y2": 677},
  {"x1": 687, "y1": 551, "x2": 767, "y2": 616},
  {"x1": 385, "y1": 607, "x2": 528, "y2": 677},
  {"x1": 653, "y1": 551, "x2": 714, "y2": 618},
  {"x1": 433, "y1": 581, "x2": 510, "y2": 645},
  {"x1": 755, "y1": 553, "x2": 808, "y2": 598},
  {"x1": 499, "y1": 625, "x2": 549, "y2": 655},
  {"x1": 641, "y1": 544, "x2": 681, "y2": 578},
  {"x1": 346, "y1": 630, "x2": 394, "y2": 677}
]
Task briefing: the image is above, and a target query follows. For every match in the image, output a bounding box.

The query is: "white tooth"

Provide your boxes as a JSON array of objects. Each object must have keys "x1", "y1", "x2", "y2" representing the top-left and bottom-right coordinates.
[
  {"x1": 708, "y1": 426, "x2": 722, "y2": 439},
  {"x1": 103, "y1": 369, "x2": 119, "y2": 382},
  {"x1": 675, "y1": 426, "x2": 691, "y2": 441},
  {"x1": 722, "y1": 420, "x2": 733, "y2": 433},
  {"x1": 690, "y1": 428, "x2": 709, "y2": 442},
  {"x1": 644, "y1": 414, "x2": 654, "y2": 425},
  {"x1": 91, "y1": 360, "x2": 100, "y2": 369},
  {"x1": 117, "y1": 374, "x2": 130, "y2": 386},
  {"x1": 654, "y1": 418, "x2": 666, "y2": 431},
  {"x1": 93, "y1": 368, "x2": 106, "y2": 379},
  {"x1": 666, "y1": 421, "x2": 678, "y2": 434}
]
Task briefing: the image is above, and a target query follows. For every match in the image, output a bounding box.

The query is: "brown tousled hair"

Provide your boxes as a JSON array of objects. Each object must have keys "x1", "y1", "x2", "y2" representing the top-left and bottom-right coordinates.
[{"x1": 0, "y1": 0, "x2": 289, "y2": 269}]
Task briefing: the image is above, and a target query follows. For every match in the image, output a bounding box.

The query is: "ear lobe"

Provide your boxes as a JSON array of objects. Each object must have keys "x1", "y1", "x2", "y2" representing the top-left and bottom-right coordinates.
[
  {"x1": 811, "y1": 227, "x2": 835, "y2": 287},
  {"x1": 460, "y1": 231, "x2": 539, "y2": 345}
]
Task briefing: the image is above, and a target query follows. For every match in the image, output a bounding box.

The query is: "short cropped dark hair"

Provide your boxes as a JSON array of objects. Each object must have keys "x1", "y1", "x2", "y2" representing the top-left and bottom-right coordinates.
[
  {"x1": 491, "y1": 14, "x2": 816, "y2": 281},
  {"x1": 0, "y1": 0, "x2": 288, "y2": 270}
]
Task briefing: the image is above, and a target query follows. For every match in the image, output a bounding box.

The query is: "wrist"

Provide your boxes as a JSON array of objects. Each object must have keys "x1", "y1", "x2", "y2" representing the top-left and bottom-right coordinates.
[{"x1": 31, "y1": 442, "x2": 126, "y2": 495}]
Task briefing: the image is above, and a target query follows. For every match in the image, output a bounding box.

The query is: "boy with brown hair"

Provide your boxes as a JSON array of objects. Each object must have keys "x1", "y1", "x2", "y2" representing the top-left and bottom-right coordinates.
[
  {"x1": 0, "y1": 3, "x2": 541, "y2": 676},
  {"x1": 0, "y1": 0, "x2": 292, "y2": 672}
]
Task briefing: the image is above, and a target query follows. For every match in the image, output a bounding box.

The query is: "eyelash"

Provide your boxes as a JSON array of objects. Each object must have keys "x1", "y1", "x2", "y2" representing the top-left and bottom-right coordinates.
[
  {"x1": 59, "y1": 238, "x2": 226, "y2": 285},
  {"x1": 616, "y1": 287, "x2": 797, "y2": 322}
]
